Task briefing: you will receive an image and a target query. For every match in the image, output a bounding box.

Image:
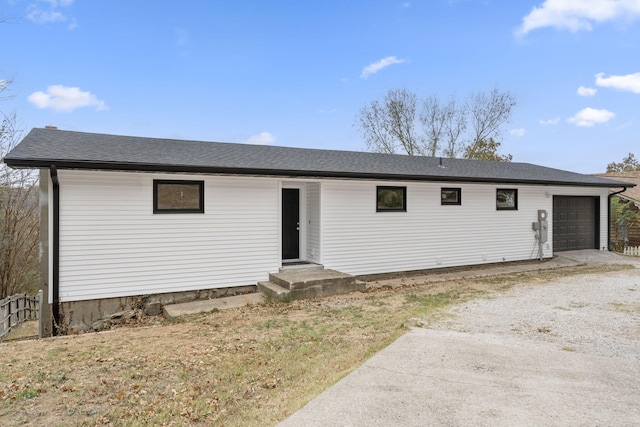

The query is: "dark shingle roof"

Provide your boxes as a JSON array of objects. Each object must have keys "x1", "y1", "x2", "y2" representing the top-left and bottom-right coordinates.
[{"x1": 3, "y1": 128, "x2": 634, "y2": 188}]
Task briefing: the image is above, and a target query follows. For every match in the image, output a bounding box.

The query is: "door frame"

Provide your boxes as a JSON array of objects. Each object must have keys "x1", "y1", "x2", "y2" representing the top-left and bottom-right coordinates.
[{"x1": 281, "y1": 182, "x2": 306, "y2": 262}]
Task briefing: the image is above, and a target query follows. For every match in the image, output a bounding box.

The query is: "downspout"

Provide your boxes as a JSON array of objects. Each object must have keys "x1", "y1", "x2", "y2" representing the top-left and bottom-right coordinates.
[
  {"x1": 49, "y1": 165, "x2": 60, "y2": 335},
  {"x1": 608, "y1": 187, "x2": 628, "y2": 251}
]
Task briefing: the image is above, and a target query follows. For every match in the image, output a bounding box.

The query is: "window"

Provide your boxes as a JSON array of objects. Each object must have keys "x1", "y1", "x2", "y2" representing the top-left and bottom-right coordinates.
[
  {"x1": 441, "y1": 188, "x2": 461, "y2": 205},
  {"x1": 153, "y1": 180, "x2": 204, "y2": 213},
  {"x1": 377, "y1": 186, "x2": 406, "y2": 212},
  {"x1": 496, "y1": 188, "x2": 518, "y2": 210}
]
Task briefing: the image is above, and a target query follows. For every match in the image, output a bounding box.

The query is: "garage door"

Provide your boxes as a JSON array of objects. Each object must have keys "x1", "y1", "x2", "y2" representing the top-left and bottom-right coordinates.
[{"x1": 553, "y1": 196, "x2": 599, "y2": 252}]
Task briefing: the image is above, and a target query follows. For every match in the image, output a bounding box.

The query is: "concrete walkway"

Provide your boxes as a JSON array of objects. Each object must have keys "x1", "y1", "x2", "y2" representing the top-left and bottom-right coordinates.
[
  {"x1": 278, "y1": 250, "x2": 640, "y2": 426},
  {"x1": 278, "y1": 328, "x2": 640, "y2": 426}
]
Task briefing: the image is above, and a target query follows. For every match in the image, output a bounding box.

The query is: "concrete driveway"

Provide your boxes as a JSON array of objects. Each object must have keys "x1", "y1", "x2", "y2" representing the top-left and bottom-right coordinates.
[{"x1": 279, "y1": 251, "x2": 640, "y2": 426}]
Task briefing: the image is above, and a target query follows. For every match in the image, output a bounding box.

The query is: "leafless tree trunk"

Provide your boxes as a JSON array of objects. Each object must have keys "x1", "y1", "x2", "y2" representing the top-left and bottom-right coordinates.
[
  {"x1": 1, "y1": 109, "x2": 39, "y2": 299},
  {"x1": 420, "y1": 95, "x2": 446, "y2": 156},
  {"x1": 442, "y1": 97, "x2": 467, "y2": 158}
]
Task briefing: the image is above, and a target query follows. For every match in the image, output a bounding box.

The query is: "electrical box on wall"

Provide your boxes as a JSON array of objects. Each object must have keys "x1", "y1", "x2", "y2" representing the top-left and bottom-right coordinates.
[
  {"x1": 538, "y1": 210, "x2": 548, "y2": 221},
  {"x1": 539, "y1": 220, "x2": 548, "y2": 243},
  {"x1": 533, "y1": 210, "x2": 549, "y2": 251}
]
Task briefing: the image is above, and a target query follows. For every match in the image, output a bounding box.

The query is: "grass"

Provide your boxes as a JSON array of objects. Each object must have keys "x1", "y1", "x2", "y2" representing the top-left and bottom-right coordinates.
[{"x1": 0, "y1": 263, "x2": 633, "y2": 426}]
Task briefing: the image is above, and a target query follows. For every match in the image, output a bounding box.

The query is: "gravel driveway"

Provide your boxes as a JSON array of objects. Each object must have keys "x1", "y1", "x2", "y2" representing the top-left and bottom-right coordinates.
[
  {"x1": 435, "y1": 266, "x2": 640, "y2": 361},
  {"x1": 280, "y1": 251, "x2": 640, "y2": 426}
]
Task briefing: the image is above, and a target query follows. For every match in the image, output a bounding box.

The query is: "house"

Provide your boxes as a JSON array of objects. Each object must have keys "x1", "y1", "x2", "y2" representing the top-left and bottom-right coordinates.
[
  {"x1": 597, "y1": 171, "x2": 640, "y2": 248},
  {"x1": 4, "y1": 128, "x2": 635, "y2": 334}
]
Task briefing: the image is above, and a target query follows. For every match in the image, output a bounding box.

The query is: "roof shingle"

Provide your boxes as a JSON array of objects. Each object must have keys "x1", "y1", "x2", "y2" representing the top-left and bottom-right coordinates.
[{"x1": 3, "y1": 128, "x2": 634, "y2": 188}]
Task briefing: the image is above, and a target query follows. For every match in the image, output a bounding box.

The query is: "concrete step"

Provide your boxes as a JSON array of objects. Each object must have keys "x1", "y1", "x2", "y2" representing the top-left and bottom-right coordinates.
[
  {"x1": 279, "y1": 263, "x2": 325, "y2": 273},
  {"x1": 265, "y1": 269, "x2": 366, "y2": 300},
  {"x1": 257, "y1": 281, "x2": 291, "y2": 302},
  {"x1": 163, "y1": 293, "x2": 264, "y2": 318}
]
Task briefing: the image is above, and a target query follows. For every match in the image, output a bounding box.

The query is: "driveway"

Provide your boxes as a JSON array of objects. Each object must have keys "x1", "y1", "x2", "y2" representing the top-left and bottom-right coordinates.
[{"x1": 279, "y1": 251, "x2": 640, "y2": 426}]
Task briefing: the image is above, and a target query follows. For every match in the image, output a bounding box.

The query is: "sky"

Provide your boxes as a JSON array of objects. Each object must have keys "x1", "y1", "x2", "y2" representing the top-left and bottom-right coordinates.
[{"x1": 1, "y1": 0, "x2": 639, "y2": 174}]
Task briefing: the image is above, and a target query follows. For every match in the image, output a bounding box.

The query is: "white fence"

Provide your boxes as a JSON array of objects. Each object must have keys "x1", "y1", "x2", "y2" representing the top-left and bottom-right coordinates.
[
  {"x1": 0, "y1": 291, "x2": 40, "y2": 339},
  {"x1": 623, "y1": 246, "x2": 640, "y2": 256}
]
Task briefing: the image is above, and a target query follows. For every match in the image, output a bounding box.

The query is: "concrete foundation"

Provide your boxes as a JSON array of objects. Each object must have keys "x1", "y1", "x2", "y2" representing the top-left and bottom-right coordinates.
[{"x1": 57, "y1": 285, "x2": 257, "y2": 333}]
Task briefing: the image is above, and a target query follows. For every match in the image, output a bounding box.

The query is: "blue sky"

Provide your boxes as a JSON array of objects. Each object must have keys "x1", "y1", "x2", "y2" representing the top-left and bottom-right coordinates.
[{"x1": 2, "y1": 0, "x2": 639, "y2": 173}]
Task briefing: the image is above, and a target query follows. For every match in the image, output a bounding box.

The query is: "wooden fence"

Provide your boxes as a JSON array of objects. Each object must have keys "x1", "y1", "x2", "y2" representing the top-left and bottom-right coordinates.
[
  {"x1": 623, "y1": 246, "x2": 640, "y2": 256},
  {"x1": 0, "y1": 291, "x2": 40, "y2": 339}
]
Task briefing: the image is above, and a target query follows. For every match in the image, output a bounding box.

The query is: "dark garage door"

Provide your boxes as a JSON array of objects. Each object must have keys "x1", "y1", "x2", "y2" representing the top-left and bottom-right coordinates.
[{"x1": 553, "y1": 196, "x2": 599, "y2": 252}]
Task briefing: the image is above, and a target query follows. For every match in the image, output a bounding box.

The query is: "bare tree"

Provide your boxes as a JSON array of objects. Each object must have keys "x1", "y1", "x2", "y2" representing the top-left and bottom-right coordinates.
[
  {"x1": 441, "y1": 97, "x2": 467, "y2": 158},
  {"x1": 0, "y1": 83, "x2": 39, "y2": 299},
  {"x1": 420, "y1": 95, "x2": 446, "y2": 156},
  {"x1": 356, "y1": 89, "x2": 424, "y2": 156},
  {"x1": 465, "y1": 88, "x2": 517, "y2": 159},
  {"x1": 355, "y1": 87, "x2": 516, "y2": 161}
]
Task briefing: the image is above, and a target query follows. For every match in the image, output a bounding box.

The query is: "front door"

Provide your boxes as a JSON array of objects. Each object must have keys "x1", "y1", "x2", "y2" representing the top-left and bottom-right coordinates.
[{"x1": 282, "y1": 188, "x2": 300, "y2": 259}]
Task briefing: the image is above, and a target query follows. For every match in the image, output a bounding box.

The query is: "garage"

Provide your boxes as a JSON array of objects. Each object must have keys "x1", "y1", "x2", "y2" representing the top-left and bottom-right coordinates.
[{"x1": 553, "y1": 196, "x2": 599, "y2": 252}]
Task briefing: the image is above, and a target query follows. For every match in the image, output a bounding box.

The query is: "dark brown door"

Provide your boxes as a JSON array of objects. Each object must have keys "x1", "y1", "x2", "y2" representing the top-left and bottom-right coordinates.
[
  {"x1": 553, "y1": 196, "x2": 599, "y2": 251},
  {"x1": 282, "y1": 189, "x2": 300, "y2": 259}
]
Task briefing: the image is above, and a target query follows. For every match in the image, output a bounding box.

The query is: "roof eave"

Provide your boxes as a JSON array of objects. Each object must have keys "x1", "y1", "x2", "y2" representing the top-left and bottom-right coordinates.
[{"x1": 4, "y1": 158, "x2": 633, "y2": 188}]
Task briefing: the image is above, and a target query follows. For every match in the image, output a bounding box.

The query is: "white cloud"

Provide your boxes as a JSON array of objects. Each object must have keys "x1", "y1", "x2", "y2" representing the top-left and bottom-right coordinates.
[
  {"x1": 318, "y1": 108, "x2": 337, "y2": 114},
  {"x1": 516, "y1": 0, "x2": 640, "y2": 36},
  {"x1": 0, "y1": 80, "x2": 8, "y2": 91},
  {"x1": 360, "y1": 56, "x2": 406, "y2": 79},
  {"x1": 175, "y1": 28, "x2": 189, "y2": 47},
  {"x1": 595, "y1": 72, "x2": 640, "y2": 93},
  {"x1": 402, "y1": 2, "x2": 411, "y2": 8},
  {"x1": 27, "y1": 8, "x2": 65, "y2": 24},
  {"x1": 67, "y1": 17, "x2": 78, "y2": 30},
  {"x1": 509, "y1": 128, "x2": 526, "y2": 137},
  {"x1": 539, "y1": 117, "x2": 560, "y2": 125},
  {"x1": 41, "y1": 0, "x2": 74, "y2": 6},
  {"x1": 27, "y1": 0, "x2": 75, "y2": 27},
  {"x1": 567, "y1": 107, "x2": 615, "y2": 126},
  {"x1": 28, "y1": 85, "x2": 108, "y2": 112},
  {"x1": 244, "y1": 132, "x2": 275, "y2": 145},
  {"x1": 577, "y1": 86, "x2": 597, "y2": 96}
]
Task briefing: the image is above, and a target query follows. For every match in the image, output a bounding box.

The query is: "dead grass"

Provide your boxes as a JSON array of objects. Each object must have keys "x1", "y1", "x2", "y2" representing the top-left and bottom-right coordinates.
[
  {"x1": 0, "y1": 263, "x2": 633, "y2": 426},
  {"x1": 0, "y1": 321, "x2": 38, "y2": 342}
]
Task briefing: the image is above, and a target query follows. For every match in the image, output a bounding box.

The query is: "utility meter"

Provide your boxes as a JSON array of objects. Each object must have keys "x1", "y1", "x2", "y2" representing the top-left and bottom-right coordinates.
[{"x1": 538, "y1": 220, "x2": 548, "y2": 243}]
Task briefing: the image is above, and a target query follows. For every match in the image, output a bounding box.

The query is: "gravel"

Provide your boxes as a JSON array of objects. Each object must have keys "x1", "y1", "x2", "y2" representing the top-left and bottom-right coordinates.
[{"x1": 432, "y1": 265, "x2": 640, "y2": 361}]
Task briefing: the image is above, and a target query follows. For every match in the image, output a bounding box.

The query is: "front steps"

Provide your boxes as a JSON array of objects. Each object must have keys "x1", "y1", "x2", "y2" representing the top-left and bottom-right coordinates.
[{"x1": 258, "y1": 264, "x2": 366, "y2": 301}]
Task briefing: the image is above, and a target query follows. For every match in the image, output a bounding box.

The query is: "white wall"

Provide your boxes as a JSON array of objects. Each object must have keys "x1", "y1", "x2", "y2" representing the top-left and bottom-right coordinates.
[
  {"x1": 57, "y1": 170, "x2": 280, "y2": 302},
  {"x1": 305, "y1": 182, "x2": 321, "y2": 263},
  {"x1": 54, "y1": 170, "x2": 610, "y2": 301},
  {"x1": 319, "y1": 180, "x2": 608, "y2": 276}
]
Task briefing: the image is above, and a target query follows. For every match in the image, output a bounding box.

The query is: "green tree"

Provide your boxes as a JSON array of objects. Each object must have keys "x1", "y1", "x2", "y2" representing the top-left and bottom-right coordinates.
[
  {"x1": 607, "y1": 153, "x2": 639, "y2": 172},
  {"x1": 462, "y1": 138, "x2": 513, "y2": 162}
]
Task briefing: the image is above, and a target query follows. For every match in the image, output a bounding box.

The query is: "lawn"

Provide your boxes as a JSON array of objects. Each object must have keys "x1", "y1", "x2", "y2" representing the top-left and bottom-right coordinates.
[{"x1": 0, "y1": 264, "x2": 631, "y2": 426}]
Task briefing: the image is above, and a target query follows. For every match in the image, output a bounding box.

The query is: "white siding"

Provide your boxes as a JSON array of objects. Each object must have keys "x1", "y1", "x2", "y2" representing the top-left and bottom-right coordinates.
[
  {"x1": 54, "y1": 170, "x2": 611, "y2": 301},
  {"x1": 305, "y1": 182, "x2": 321, "y2": 263},
  {"x1": 320, "y1": 180, "x2": 609, "y2": 276},
  {"x1": 57, "y1": 170, "x2": 280, "y2": 302}
]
